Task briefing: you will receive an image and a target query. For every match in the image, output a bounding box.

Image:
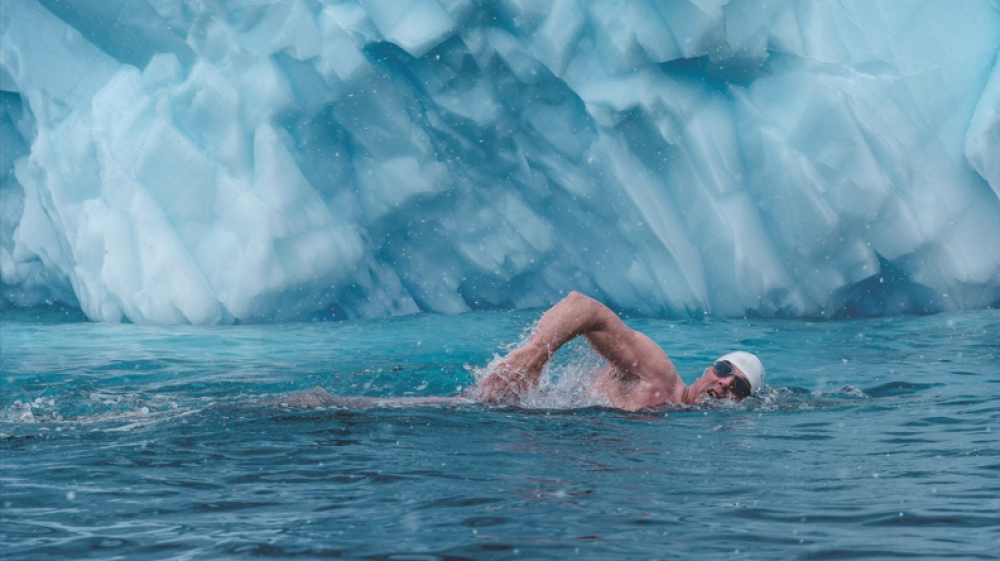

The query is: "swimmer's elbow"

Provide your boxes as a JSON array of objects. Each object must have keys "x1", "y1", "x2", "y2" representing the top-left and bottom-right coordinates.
[{"x1": 565, "y1": 291, "x2": 600, "y2": 310}]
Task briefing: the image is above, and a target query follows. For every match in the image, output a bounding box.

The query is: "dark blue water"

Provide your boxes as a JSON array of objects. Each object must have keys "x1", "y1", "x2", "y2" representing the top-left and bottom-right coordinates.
[{"x1": 2, "y1": 307, "x2": 999, "y2": 560}]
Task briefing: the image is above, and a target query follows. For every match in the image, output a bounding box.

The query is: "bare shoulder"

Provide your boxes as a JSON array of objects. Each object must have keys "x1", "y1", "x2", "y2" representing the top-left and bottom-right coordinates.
[{"x1": 582, "y1": 311, "x2": 684, "y2": 406}]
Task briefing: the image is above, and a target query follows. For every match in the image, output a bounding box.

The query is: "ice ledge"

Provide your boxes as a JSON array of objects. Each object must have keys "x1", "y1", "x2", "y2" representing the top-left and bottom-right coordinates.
[{"x1": 2, "y1": 0, "x2": 999, "y2": 324}]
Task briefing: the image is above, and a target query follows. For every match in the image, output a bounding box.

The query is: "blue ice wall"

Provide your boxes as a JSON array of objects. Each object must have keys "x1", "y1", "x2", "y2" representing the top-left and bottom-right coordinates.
[{"x1": 2, "y1": 0, "x2": 999, "y2": 324}]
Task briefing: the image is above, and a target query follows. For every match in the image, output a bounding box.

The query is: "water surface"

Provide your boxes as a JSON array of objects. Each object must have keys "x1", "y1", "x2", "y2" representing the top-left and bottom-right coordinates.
[{"x1": 2, "y1": 307, "x2": 998, "y2": 560}]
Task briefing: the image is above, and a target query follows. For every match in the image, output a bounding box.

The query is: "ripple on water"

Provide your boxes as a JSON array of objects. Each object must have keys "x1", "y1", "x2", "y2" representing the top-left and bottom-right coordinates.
[{"x1": 2, "y1": 309, "x2": 1000, "y2": 560}]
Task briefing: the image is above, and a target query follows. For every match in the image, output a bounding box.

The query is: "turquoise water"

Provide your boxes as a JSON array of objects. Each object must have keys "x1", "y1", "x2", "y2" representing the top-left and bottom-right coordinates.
[{"x1": 2, "y1": 307, "x2": 998, "y2": 560}]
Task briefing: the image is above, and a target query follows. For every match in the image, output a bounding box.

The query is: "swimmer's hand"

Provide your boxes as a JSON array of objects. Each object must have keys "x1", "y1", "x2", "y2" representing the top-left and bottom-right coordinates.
[{"x1": 471, "y1": 344, "x2": 548, "y2": 404}]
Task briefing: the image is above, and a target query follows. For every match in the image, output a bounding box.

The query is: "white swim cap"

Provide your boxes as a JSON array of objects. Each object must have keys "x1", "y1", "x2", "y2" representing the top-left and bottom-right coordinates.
[{"x1": 717, "y1": 351, "x2": 765, "y2": 395}]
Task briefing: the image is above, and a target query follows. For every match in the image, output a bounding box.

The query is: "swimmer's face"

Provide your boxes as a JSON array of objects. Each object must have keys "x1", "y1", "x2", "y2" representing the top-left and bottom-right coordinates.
[{"x1": 701, "y1": 362, "x2": 752, "y2": 402}]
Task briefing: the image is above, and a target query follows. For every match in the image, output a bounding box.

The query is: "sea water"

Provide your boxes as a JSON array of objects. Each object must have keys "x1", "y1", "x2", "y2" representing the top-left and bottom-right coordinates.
[{"x1": 1, "y1": 307, "x2": 998, "y2": 560}]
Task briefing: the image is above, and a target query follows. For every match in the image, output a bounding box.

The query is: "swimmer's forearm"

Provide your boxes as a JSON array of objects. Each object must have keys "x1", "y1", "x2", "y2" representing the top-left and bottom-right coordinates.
[
  {"x1": 507, "y1": 292, "x2": 616, "y2": 379},
  {"x1": 528, "y1": 292, "x2": 615, "y2": 355},
  {"x1": 473, "y1": 292, "x2": 619, "y2": 403}
]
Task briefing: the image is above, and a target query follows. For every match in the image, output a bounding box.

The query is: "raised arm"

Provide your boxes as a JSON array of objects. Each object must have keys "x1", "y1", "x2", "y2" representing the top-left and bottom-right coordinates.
[{"x1": 472, "y1": 292, "x2": 680, "y2": 403}]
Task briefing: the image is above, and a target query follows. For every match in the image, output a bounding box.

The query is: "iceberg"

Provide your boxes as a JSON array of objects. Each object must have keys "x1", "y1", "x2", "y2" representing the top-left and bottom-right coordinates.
[{"x1": 2, "y1": 0, "x2": 999, "y2": 324}]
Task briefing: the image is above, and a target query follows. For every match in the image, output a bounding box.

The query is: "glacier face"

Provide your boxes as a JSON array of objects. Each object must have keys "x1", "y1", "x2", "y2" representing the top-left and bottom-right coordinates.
[{"x1": 1, "y1": 0, "x2": 999, "y2": 324}]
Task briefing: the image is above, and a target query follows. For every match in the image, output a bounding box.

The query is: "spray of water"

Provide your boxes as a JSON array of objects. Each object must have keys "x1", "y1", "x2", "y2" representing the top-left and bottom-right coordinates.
[{"x1": 469, "y1": 337, "x2": 613, "y2": 409}]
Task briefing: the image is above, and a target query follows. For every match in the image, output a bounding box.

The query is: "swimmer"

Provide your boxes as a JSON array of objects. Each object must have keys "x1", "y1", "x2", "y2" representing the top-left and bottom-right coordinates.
[
  {"x1": 471, "y1": 291, "x2": 764, "y2": 410},
  {"x1": 284, "y1": 292, "x2": 764, "y2": 411}
]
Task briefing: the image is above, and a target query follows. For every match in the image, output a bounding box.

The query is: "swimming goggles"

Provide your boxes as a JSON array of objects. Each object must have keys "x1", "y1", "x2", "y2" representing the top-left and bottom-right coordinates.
[{"x1": 713, "y1": 360, "x2": 752, "y2": 399}]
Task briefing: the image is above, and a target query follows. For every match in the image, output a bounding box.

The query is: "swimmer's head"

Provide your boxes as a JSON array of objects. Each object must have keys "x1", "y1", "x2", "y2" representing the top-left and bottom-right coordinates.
[{"x1": 699, "y1": 351, "x2": 765, "y2": 401}]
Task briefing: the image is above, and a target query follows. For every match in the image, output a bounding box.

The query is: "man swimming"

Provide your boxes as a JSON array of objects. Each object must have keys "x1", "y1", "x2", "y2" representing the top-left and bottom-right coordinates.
[
  {"x1": 470, "y1": 291, "x2": 764, "y2": 410},
  {"x1": 283, "y1": 292, "x2": 764, "y2": 410}
]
